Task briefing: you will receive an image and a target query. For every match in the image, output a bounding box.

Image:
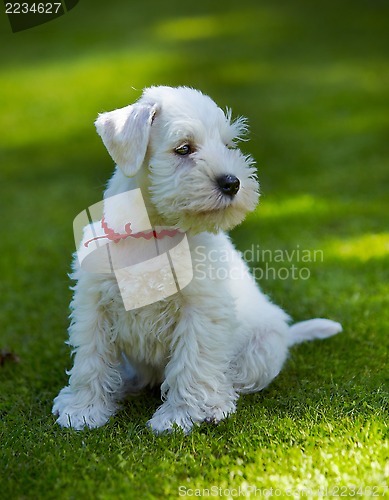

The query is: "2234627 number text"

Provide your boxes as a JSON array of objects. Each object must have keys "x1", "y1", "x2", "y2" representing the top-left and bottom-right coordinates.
[{"x1": 5, "y1": 3, "x2": 62, "y2": 14}]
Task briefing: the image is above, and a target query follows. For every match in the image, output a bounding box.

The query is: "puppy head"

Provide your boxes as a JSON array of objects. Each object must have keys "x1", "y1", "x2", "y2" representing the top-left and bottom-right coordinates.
[{"x1": 95, "y1": 86, "x2": 259, "y2": 233}]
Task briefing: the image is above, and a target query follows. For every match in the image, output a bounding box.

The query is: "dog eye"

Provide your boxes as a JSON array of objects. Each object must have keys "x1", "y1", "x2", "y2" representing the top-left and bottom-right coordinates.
[{"x1": 175, "y1": 144, "x2": 192, "y2": 156}]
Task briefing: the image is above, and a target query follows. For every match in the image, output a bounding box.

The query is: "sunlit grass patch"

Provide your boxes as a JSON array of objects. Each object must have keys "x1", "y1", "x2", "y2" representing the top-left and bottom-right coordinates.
[
  {"x1": 324, "y1": 233, "x2": 389, "y2": 262},
  {"x1": 0, "y1": 50, "x2": 181, "y2": 150},
  {"x1": 254, "y1": 194, "x2": 329, "y2": 219}
]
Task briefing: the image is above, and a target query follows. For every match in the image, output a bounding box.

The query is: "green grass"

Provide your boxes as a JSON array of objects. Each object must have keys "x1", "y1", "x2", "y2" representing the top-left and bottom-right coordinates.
[{"x1": 0, "y1": 0, "x2": 388, "y2": 498}]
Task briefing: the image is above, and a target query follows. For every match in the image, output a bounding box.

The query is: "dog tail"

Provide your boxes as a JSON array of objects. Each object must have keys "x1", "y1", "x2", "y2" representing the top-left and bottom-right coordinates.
[{"x1": 287, "y1": 318, "x2": 342, "y2": 347}]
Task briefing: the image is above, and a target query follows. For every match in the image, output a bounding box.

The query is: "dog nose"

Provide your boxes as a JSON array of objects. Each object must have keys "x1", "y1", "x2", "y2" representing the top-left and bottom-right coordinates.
[{"x1": 217, "y1": 174, "x2": 240, "y2": 197}]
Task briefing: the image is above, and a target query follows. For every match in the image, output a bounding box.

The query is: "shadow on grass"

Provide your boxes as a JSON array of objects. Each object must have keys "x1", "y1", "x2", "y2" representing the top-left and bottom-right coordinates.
[{"x1": 1, "y1": 0, "x2": 388, "y2": 69}]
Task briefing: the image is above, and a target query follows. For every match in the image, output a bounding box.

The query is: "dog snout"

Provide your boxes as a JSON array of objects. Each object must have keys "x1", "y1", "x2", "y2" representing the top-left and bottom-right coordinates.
[{"x1": 216, "y1": 174, "x2": 240, "y2": 198}]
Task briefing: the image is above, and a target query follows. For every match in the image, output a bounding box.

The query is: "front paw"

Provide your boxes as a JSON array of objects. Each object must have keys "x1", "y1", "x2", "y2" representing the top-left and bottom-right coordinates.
[
  {"x1": 147, "y1": 400, "x2": 236, "y2": 435},
  {"x1": 147, "y1": 403, "x2": 195, "y2": 435},
  {"x1": 52, "y1": 386, "x2": 115, "y2": 430},
  {"x1": 205, "y1": 401, "x2": 236, "y2": 425}
]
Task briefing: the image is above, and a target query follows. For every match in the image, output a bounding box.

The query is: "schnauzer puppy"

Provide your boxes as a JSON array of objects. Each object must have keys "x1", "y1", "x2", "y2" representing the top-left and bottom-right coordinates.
[{"x1": 53, "y1": 86, "x2": 341, "y2": 434}]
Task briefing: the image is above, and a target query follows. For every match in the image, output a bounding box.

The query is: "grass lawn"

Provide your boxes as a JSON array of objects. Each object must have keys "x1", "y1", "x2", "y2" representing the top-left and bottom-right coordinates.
[{"x1": 0, "y1": 0, "x2": 388, "y2": 498}]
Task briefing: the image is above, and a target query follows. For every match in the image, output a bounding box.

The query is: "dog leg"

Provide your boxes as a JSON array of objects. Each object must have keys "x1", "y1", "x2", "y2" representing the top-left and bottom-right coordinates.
[
  {"x1": 229, "y1": 322, "x2": 290, "y2": 394},
  {"x1": 222, "y1": 251, "x2": 291, "y2": 394},
  {"x1": 230, "y1": 315, "x2": 342, "y2": 394},
  {"x1": 52, "y1": 275, "x2": 123, "y2": 430},
  {"x1": 147, "y1": 304, "x2": 238, "y2": 434}
]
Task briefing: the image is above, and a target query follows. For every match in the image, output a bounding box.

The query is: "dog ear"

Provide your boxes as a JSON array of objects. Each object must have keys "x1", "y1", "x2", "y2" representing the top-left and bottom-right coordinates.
[{"x1": 95, "y1": 102, "x2": 158, "y2": 177}]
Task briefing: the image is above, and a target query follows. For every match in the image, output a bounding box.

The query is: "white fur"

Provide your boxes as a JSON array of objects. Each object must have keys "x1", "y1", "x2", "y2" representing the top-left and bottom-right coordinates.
[{"x1": 53, "y1": 86, "x2": 342, "y2": 434}]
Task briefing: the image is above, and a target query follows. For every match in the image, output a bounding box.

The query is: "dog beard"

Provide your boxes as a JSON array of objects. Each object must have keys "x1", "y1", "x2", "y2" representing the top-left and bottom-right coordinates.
[
  {"x1": 150, "y1": 185, "x2": 259, "y2": 234},
  {"x1": 148, "y1": 155, "x2": 259, "y2": 234}
]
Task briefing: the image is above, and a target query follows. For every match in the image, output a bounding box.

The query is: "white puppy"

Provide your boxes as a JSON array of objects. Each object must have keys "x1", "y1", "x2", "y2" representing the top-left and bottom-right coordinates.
[{"x1": 53, "y1": 86, "x2": 341, "y2": 434}]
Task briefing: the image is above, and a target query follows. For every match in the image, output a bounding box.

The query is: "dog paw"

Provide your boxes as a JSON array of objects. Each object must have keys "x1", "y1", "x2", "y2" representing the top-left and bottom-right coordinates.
[
  {"x1": 205, "y1": 402, "x2": 236, "y2": 425},
  {"x1": 147, "y1": 401, "x2": 236, "y2": 435},
  {"x1": 52, "y1": 386, "x2": 115, "y2": 430},
  {"x1": 147, "y1": 404, "x2": 194, "y2": 435}
]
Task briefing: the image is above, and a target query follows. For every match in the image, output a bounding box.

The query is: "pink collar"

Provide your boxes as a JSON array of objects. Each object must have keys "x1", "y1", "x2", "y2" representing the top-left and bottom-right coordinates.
[{"x1": 84, "y1": 217, "x2": 180, "y2": 248}]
